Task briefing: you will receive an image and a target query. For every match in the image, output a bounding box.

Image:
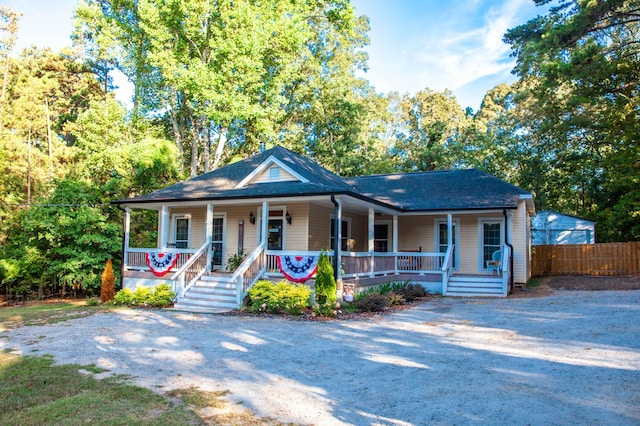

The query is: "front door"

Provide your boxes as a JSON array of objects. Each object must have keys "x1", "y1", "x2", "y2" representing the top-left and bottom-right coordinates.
[
  {"x1": 268, "y1": 219, "x2": 283, "y2": 250},
  {"x1": 211, "y1": 216, "x2": 224, "y2": 268}
]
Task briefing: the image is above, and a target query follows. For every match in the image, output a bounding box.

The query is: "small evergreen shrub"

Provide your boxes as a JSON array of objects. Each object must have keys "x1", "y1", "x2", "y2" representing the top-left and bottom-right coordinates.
[
  {"x1": 226, "y1": 250, "x2": 246, "y2": 272},
  {"x1": 113, "y1": 288, "x2": 134, "y2": 305},
  {"x1": 386, "y1": 293, "x2": 406, "y2": 306},
  {"x1": 314, "y1": 250, "x2": 337, "y2": 316},
  {"x1": 247, "y1": 280, "x2": 312, "y2": 315},
  {"x1": 147, "y1": 283, "x2": 176, "y2": 307},
  {"x1": 100, "y1": 259, "x2": 116, "y2": 303}
]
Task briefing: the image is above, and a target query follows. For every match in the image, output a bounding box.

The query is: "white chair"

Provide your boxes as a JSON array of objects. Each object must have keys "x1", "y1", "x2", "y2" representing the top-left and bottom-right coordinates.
[{"x1": 486, "y1": 250, "x2": 501, "y2": 275}]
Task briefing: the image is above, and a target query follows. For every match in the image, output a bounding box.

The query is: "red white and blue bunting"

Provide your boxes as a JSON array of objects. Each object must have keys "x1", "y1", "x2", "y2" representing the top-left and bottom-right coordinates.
[
  {"x1": 277, "y1": 255, "x2": 318, "y2": 283},
  {"x1": 146, "y1": 252, "x2": 180, "y2": 277}
]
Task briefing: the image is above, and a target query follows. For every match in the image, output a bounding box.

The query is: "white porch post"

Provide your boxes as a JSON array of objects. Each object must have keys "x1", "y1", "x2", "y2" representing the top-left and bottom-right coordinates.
[
  {"x1": 393, "y1": 214, "x2": 399, "y2": 274},
  {"x1": 336, "y1": 197, "x2": 343, "y2": 285},
  {"x1": 122, "y1": 207, "x2": 131, "y2": 273},
  {"x1": 205, "y1": 204, "x2": 214, "y2": 272},
  {"x1": 447, "y1": 212, "x2": 453, "y2": 258},
  {"x1": 261, "y1": 201, "x2": 269, "y2": 245},
  {"x1": 368, "y1": 208, "x2": 375, "y2": 277},
  {"x1": 159, "y1": 206, "x2": 170, "y2": 248}
]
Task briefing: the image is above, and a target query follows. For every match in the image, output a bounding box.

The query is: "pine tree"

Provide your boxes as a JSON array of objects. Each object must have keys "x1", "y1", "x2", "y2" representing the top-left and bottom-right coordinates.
[{"x1": 100, "y1": 259, "x2": 115, "y2": 303}]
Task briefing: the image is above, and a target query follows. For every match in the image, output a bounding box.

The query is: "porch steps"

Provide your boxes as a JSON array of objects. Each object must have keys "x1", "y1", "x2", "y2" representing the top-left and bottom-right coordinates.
[
  {"x1": 173, "y1": 277, "x2": 239, "y2": 313},
  {"x1": 445, "y1": 275, "x2": 505, "y2": 297}
]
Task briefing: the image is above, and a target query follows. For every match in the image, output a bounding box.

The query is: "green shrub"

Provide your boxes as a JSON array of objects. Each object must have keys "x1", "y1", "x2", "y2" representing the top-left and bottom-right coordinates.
[
  {"x1": 247, "y1": 280, "x2": 312, "y2": 315},
  {"x1": 113, "y1": 288, "x2": 134, "y2": 305},
  {"x1": 354, "y1": 292, "x2": 388, "y2": 312},
  {"x1": 86, "y1": 297, "x2": 100, "y2": 306},
  {"x1": 147, "y1": 284, "x2": 176, "y2": 307},
  {"x1": 386, "y1": 293, "x2": 406, "y2": 306},
  {"x1": 112, "y1": 284, "x2": 175, "y2": 308},
  {"x1": 226, "y1": 250, "x2": 246, "y2": 272},
  {"x1": 314, "y1": 250, "x2": 336, "y2": 305}
]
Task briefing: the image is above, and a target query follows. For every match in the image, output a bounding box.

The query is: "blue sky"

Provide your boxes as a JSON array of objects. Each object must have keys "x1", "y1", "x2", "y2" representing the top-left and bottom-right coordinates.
[{"x1": 6, "y1": 0, "x2": 544, "y2": 111}]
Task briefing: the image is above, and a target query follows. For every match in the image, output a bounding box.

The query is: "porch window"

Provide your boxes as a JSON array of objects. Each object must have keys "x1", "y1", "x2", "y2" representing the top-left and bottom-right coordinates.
[
  {"x1": 482, "y1": 222, "x2": 502, "y2": 268},
  {"x1": 330, "y1": 218, "x2": 350, "y2": 251},
  {"x1": 374, "y1": 223, "x2": 389, "y2": 252},
  {"x1": 173, "y1": 215, "x2": 190, "y2": 248},
  {"x1": 437, "y1": 222, "x2": 457, "y2": 268}
]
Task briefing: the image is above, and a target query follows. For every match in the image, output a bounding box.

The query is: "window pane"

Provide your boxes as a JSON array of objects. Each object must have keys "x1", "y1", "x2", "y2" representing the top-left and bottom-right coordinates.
[{"x1": 483, "y1": 223, "x2": 501, "y2": 264}]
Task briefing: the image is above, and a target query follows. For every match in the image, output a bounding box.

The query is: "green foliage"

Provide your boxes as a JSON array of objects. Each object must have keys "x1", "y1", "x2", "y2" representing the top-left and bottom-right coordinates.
[
  {"x1": 112, "y1": 284, "x2": 175, "y2": 308},
  {"x1": 246, "y1": 280, "x2": 312, "y2": 315},
  {"x1": 314, "y1": 250, "x2": 336, "y2": 306},
  {"x1": 226, "y1": 250, "x2": 247, "y2": 272}
]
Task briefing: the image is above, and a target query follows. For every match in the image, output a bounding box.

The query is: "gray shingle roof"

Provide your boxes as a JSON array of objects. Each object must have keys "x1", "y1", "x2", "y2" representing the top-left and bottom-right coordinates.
[{"x1": 113, "y1": 146, "x2": 531, "y2": 211}]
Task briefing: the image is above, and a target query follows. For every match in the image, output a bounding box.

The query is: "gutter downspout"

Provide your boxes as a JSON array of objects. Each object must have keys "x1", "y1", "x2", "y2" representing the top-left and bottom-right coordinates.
[
  {"x1": 330, "y1": 195, "x2": 340, "y2": 283},
  {"x1": 503, "y1": 209, "x2": 514, "y2": 294}
]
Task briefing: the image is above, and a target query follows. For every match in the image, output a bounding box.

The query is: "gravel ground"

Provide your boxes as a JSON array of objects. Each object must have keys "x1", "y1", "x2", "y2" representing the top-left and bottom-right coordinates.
[{"x1": 3, "y1": 289, "x2": 640, "y2": 425}]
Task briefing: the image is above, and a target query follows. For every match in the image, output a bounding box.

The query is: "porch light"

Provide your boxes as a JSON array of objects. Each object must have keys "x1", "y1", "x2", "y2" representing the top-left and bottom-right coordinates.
[
  {"x1": 184, "y1": 213, "x2": 192, "y2": 220},
  {"x1": 249, "y1": 211, "x2": 255, "y2": 225},
  {"x1": 285, "y1": 211, "x2": 292, "y2": 225}
]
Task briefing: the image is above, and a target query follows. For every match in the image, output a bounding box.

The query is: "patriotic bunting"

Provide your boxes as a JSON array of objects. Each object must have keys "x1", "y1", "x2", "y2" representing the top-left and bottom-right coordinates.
[
  {"x1": 277, "y1": 255, "x2": 318, "y2": 283},
  {"x1": 146, "y1": 252, "x2": 180, "y2": 276}
]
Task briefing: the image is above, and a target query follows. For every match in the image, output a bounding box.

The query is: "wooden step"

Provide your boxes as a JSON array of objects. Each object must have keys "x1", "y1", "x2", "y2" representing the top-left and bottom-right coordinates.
[
  {"x1": 445, "y1": 275, "x2": 505, "y2": 297},
  {"x1": 173, "y1": 279, "x2": 239, "y2": 313}
]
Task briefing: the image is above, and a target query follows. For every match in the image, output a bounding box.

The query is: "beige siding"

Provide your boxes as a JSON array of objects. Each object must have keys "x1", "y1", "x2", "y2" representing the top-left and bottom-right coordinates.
[
  {"x1": 308, "y1": 204, "x2": 333, "y2": 251},
  {"x1": 283, "y1": 203, "x2": 309, "y2": 251},
  {"x1": 398, "y1": 216, "x2": 434, "y2": 252},
  {"x1": 252, "y1": 166, "x2": 297, "y2": 184},
  {"x1": 350, "y1": 214, "x2": 367, "y2": 252},
  {"x1": 511, "y1": 201, "x2": 531, "y2": 284},
  {"x1": 170, "y1": 206, "x2": 206, "y2": 248}
]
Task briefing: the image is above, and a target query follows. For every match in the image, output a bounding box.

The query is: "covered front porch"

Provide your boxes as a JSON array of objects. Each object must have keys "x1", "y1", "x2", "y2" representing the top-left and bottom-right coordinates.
[{"x1": 118, "y1": 195, "x2": 514, "y2": 311}]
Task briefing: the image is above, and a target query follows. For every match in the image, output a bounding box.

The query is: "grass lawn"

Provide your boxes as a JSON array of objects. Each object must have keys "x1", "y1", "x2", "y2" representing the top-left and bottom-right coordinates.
[{"x1": 0, "y1": 301, "x2": 288, "y2": 425}]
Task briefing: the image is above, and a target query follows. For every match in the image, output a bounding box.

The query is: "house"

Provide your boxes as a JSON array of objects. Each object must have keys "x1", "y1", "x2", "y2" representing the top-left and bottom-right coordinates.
[
  {"x1": 531, "y1": 210, "x2": 595, "y2": 245},
  {"x1": 112, "y1": 146, "x2": 536, "y2": 312}
]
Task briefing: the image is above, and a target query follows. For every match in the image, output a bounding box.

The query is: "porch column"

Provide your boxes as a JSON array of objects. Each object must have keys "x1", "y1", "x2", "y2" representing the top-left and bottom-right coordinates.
[
  {"x1": 333, "y1": 196, "x2": 342, "y2": 286},
  {"x1": 447, "y1": 213, "x2": 453, "y2": 256},
  {"x1": 393, "y1": 214, "x2": 399, "y2": 274},
  {"x1": 368, "y1": 208, "x2": 375, "y2": 277},
  {"x1": 121, "y1": 207, "x2": 131, "y2": 277},
  {"x1": 261, "y1": 201, "x2": 269, "y2": 245},
  {"x1": 159, "y1": 206, "x2": 170, "y2": 248},
  {"x1": 205, "y1": 204, "x2": 214, "y2": 272}
]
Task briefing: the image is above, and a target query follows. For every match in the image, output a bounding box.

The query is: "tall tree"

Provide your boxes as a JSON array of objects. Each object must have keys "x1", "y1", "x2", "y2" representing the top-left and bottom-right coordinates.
[
  {"x1": 505, "y1": 0, "x2": 640, "y2": 241},
  {"x1": 0, "y1": 6, "x2": 21, "y2": 130}
]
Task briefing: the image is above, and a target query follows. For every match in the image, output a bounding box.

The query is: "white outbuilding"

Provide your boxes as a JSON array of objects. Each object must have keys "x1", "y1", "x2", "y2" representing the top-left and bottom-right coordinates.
[{"x1": 531, "y1": 210, "x2": 596, "y2": 245}]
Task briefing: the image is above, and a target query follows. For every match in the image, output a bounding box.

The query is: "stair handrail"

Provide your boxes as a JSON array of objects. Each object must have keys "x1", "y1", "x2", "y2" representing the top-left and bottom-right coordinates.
[
  {"x1": 441, "y1": 245, "x2": 454, "y2": 295},
  {"x1": 230, "y1": 242, "x2": 267, "y2": 305},
  {"x1": 169, "y1": 241, "x2": 211, "y2": 298}
]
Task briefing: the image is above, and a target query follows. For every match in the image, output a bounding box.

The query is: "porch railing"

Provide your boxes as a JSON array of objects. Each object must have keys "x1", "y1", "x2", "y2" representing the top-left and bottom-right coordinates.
[
  {"x1": 231, "y1": 242, "x2": 267, "y2": 305},
  {"x1": 441, "y1": 245, "x2": 454, "y2": 294},
  {"x1": 265, "y1": 250, "x2": 445, "y2": 279},
  {"x1": 169, "y1": 242, "x2": 211, "y2": 298},
  {"x1": 125, "y1": 247, "x2": 198, "y2": 271}
]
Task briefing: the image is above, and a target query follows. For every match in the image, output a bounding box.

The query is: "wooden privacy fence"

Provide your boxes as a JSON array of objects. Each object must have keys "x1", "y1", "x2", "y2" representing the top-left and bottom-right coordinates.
[{"x1": 532, "y1": 242, "x2": 640, "y2": 276}]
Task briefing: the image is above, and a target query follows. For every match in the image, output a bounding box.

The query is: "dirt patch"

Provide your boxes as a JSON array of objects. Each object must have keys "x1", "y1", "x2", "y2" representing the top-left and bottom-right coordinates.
[{"x1": 510, "y1": 274, "x2": 640, "y2": 298}]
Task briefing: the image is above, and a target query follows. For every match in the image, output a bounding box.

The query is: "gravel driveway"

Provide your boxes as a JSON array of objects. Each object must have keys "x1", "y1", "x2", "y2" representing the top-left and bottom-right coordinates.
[{"x1": 3, "y1": 290, "x2": 640, "y2": 425}]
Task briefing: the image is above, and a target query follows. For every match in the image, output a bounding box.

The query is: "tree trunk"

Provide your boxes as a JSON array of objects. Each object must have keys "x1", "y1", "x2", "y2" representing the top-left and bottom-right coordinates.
[
  {"x1": 203, "y1": 121, "x2": 211, "y2": 173},
  {"x1": 45, "y1": 98, "x2": 53, "y2": 180},
  {"x1": 167, "y1": 101, "x2": 184, "y2": 172},
  {"x1": 212, "y1": 127, "x2": 227, "y2": 171},
  {"x1": 190, "y1": 116, "x2": 201, "y2": 177}
]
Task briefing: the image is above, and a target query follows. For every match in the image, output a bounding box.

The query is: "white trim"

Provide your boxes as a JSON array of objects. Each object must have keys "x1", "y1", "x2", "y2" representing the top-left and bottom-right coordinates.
[
  {"x1": 211, "y1": 213, "x2": 227, "y2": 269},
  {"x1": 171, "y1": 213, "x2": 192, "y2": 248},
  {"x1": 435, "y1": 218, "x2": 459, "y2": 270},
  {"x1": 235, "y1": 156, "x2": 310, "y2": 188},
  {"x1": 374, "y1": 220, "x2": 392, "y2": 252},
  {"x1": 478, "y1": 217, "x2": 503, "y2": 272},
  {"x1": 258, "y1": 204, "x2": 287, "y2": 250}
]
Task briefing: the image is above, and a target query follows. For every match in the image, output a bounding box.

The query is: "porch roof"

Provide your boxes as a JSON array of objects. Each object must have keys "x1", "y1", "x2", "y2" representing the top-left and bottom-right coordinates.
[{"x1": 113, "y1": 146, "x2": 532, "y2": 212}]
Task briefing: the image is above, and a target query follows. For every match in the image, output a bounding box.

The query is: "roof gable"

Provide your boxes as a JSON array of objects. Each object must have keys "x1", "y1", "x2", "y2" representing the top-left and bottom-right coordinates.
[{"x1": 236, "y1": 155, "x2": 310, "y2": 188}]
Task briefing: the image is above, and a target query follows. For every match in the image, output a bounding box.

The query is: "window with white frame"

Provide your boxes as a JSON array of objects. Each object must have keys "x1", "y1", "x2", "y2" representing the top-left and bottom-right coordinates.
[
  {"x1": 481, "y1": 220, "x2": 502, "y2": 269},
  {"x1": 330, "y1": 217, "x2": 350, "y2": 251},
  {"x1": 172, "y1": 215, "x2": 191, "y2": 248}
]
